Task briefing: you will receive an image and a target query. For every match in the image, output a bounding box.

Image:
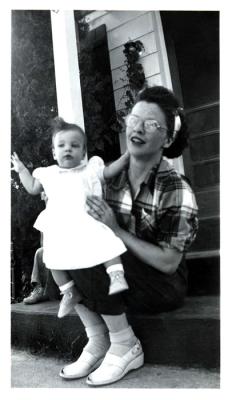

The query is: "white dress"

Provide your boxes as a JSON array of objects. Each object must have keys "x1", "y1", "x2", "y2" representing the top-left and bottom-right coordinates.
[{"x1": 33, "y1": 156, "x2": 126, "y2": 270}]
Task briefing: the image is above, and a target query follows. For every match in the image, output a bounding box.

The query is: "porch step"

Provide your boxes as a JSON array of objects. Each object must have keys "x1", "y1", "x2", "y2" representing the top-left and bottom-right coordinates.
[{"x1": 11, "y1": 295, "x2": 220, "y2": 369}]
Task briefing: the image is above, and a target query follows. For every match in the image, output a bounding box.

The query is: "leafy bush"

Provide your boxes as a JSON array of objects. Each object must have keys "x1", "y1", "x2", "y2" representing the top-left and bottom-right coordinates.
[{"x1": 11, "y1": 10, "x2": 57, "y2": 299}]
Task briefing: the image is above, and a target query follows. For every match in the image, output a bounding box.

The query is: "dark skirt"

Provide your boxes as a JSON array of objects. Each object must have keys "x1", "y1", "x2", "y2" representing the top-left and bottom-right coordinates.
[{"x1": 68, "y1": 251, "x2": 188, "y2": 316}]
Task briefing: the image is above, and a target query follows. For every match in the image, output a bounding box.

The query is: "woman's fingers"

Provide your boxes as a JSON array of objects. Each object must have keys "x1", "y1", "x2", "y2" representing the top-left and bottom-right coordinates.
[
  {"x1": 88, "y1": 207, "x2": 101, "y2": 220},
  {"x1": 86, "y1": 197, "x2": 102, "y2": 218},
  {"x1": 86, "y1": 196, "x2": 112, "y2": 222},
  {"x1": 86, "y1": 196, "x2": 108, "y2": 213},
  {"x1": 86, "y1": 195, "x2": 119, "y2": 232}
]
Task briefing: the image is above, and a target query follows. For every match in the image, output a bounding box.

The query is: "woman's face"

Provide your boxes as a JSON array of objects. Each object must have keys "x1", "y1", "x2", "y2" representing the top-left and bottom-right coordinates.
[
  {"x1": 52, "y1": 129, "x2": 85, "y2": 169},
  {"x1": 126, "y1": 101, "x2": 170, "y2": 161}
]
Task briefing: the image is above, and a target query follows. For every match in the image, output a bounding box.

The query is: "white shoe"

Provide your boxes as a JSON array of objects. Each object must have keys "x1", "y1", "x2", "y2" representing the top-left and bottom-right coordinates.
[
  {"x1": 58, "y1": 290, "x2": 81, "y2": 318},
  {"x1": 23, "y1": 285, "x2": 48, "y2": 304},
  {"x1": 60, "y1": 324, "x2": 110, "y2": 379},
  {"x1": 108, "y1": 271, "x2": 129, "y2": 295},
  {"x1": 86, "y1": 339, "x2": 144, "y2": 386},
  {"x1": 59, "y1": 350, "x2": 104, "y2": 380}
]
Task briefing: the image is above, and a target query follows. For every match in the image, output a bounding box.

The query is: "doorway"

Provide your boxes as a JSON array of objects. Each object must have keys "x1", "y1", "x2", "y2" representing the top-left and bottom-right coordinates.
[{"x1": 161, "y1": 11, "x2": 219, "y2": 256}]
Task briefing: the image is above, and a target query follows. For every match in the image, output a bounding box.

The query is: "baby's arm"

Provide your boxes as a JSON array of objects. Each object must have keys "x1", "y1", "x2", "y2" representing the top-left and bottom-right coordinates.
[
  {"x1": 103, "y1": 151, "x2": 129, "y2": 180},
  {"x1": 11, "y1": 152, "x2": 43, "y2": 195}
]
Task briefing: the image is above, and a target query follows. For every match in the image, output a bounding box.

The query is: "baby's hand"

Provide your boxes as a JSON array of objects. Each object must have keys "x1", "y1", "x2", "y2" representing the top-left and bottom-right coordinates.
[
  {"x1": 124, "y1": 150, "x2": 129, "y2": 159},
  {"x1": 122, "y1": 150, "x2": 130, "y2": 164},
  {"x1": 11, "y1": 152, "x2": 26, "y2": 173}
]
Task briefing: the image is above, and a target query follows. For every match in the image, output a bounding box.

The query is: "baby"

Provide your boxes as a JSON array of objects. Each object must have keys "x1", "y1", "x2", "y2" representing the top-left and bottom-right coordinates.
[{"x1": 11, "y1": 117, "x2": 129, "y2": 318}]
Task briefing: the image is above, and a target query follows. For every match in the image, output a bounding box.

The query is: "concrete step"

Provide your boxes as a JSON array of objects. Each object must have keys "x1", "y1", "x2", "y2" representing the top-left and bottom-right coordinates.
[{"x1": 11, "y1": 295, "x2": 220, "y2": 370}]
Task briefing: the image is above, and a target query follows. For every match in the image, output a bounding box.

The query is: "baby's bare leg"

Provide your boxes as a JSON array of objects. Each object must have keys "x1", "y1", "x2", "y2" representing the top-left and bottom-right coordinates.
[{"x1": 51, "y1": 269, "x2": 72, "y2": 286}]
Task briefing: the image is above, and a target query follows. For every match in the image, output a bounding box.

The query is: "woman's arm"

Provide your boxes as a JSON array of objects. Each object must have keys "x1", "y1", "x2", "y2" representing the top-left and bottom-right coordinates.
[
  {"x1": 116, "y1": 227, "x2": 182, "y2": 274},
  {"x1": 11, "y1": 152, "x2": 43, "y2": 195},
  {"x1": 86, "y1": 196, "x2": 182, "y2": 274},
  {"x1": 103, "y1": 151, "x2": 129, "y2": 180}
]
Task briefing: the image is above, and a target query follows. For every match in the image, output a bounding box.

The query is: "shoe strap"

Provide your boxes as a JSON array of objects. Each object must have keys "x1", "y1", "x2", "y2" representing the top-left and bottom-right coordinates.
[
  {"x1": 77, "y1": 349, "x2": 100, "y2": 366},
  {"x1": 106, "y1": 264, "x2": 124, "y2": 273},
  {"x1": 103, "y1": 340, "x2": 142, "y2": 369}
]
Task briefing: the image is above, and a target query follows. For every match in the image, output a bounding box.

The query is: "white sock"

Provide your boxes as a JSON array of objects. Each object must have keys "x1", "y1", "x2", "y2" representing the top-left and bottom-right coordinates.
[
  {"x1": 84, "y1": 324, "x2": 110, "y2": 356},
  {"x1": 106, "y1": 264, "x2": 124, "y2": 274},
  {"x1": 59, "y1": 280, "x2": 75, "y2": 293},
  {"x1": 108, "y1": 326, "x2": 137, "y2": 357}
]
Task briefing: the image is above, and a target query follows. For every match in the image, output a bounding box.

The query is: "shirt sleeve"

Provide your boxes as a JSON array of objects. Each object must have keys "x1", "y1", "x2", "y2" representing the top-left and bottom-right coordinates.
[
  {"x1": 156, "y1": 176, "x2": 199, "y2": 253},
  {"x1": 32, "y1": 167, "x2": 49, "y2": 192},
  {"x1": 88, "y1": 156, "x2": 105, "y2": 183},
  {"x1": 32, "y1": 167, "x2": 44, "y2": 183}
]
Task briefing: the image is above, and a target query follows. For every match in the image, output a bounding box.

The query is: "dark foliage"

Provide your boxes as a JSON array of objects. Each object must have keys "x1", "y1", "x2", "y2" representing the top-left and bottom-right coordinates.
[{"x1": 11, "y1": 10, "x2": 57, "y2": 300}]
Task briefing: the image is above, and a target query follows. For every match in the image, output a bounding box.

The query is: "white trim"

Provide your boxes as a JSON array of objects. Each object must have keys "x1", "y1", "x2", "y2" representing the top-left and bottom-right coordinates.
[
  {"x1": 151, "y1": 11, "x2": 172, "y2": 89},
  {"x1": 85, "y1": 10, "x2": 108, "y2": 23},
  {"x1": 50, "y1": 10, "x2": 85, "y2": 130}
]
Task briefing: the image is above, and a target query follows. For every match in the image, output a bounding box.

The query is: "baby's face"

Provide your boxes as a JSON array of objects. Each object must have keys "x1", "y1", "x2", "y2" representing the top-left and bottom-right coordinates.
[{"x1": 52, "y1": 129, "x2": 85, "y2": 169}]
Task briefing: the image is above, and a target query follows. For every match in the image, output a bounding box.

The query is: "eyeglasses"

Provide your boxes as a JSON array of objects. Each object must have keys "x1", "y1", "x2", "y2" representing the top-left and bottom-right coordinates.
[{"x1": 124, "y1": 114, "x2": 167, "y2": 133}]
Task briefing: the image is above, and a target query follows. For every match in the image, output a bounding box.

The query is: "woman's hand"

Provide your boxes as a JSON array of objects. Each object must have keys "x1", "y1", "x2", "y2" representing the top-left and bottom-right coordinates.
[
  {"x1": 11, "y1": 152, "x2": 26, "y2": 173},
  {"x1": 86, "y1": 195, "x2": 120, "y2": 234}
]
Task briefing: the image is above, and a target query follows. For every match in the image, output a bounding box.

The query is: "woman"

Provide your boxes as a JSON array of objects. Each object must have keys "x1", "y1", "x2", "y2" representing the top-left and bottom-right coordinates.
[{"x1": 60, "y1": 85, "x2": 198, "y2": 386}]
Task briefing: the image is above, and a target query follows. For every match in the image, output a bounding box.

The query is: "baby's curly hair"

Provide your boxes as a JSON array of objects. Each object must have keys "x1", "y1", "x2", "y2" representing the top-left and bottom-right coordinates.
[
  {"x1": 50, "y1": 116, "x2": 87, "y2": 151},
  {"x1": 135, "y1": 86, "x2": 189, "y2": 158}
]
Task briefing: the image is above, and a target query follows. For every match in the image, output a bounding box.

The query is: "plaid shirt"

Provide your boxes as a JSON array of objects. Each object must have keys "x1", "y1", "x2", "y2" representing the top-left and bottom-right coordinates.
[{"x1": 105, "y1": 158, "x2": 198, "y2": 253}]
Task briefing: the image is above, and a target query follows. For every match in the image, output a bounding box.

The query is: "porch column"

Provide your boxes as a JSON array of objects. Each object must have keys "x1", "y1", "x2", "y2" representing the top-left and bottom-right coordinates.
[{"x1": 50, "y1": 10, "x2": 84, "y2": 130}]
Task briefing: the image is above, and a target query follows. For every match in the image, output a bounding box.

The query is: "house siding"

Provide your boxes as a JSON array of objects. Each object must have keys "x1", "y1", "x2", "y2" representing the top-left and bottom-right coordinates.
[
  {"x1": 85, "y1": 10, "x2": 178, "y2": 158},
  {"x1": 85, "y1": 11, "x2": 170, "y2": 113}
]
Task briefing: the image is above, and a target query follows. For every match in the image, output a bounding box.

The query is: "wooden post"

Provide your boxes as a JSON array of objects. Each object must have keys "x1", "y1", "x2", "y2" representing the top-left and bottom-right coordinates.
[{"x1": 50, "y1": 10, "x2": 85, "y2": 130}]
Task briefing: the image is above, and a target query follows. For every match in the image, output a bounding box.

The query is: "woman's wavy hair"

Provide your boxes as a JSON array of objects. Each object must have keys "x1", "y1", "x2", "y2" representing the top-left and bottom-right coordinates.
[
  {"x1": 135, "y1": 86, "x2": 189, "y2": 158},
  {"x1": 50, "y1": 116, "x2": 87, "y2": 153}
]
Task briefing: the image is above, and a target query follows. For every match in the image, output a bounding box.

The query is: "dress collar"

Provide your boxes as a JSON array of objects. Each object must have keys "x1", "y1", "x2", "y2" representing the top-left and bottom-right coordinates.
[{"x1": 57, "y1": 159, "x2": 87, "y2": 173}]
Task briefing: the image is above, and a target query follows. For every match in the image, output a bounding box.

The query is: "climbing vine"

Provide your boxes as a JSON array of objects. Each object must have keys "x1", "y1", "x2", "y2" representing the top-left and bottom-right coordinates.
[{"x1": 116, "y1": 40, "x2": 146, "y2": 131}]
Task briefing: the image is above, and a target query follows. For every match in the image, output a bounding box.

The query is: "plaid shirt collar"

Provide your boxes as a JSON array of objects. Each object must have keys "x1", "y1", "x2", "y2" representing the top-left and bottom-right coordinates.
[{"x1": 108, "y1": 157, "x2": 173, "y2": 193}]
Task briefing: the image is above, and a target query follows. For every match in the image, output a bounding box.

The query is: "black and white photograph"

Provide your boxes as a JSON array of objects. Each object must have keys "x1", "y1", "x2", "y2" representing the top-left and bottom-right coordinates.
[{"x1": 1, "y1": 0, "x2": 229, "y2": 397}]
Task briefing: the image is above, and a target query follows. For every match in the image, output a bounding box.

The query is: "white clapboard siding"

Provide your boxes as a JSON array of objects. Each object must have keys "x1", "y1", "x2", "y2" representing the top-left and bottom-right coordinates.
[
  {"x1": 146, "y1": 74, "x2": 163, "y2": 87},
  {"x1": 114, "y1": 86, "x2": 129, "y2": 111},
  {"x1": 86, "y1": 11, "x2": 165, "y2": 111},
  {"x1": 113, "y1": 72, "x2": 164, "y2": 111},
  {"x1": 86, "y1": 10, "x2": 148, "y2": 33},
  {"x1": 112, "y1": 53, "x2": 160, "y2": 91},
  {"x1": 111, "y1": 65, "x2": 128, "y2": 92},
  {"x1": 141, "y1": 53, "x2": 160, "y2": 79},
  {"x1": 109, "y1": 31, "x2": 158, "y2": 71},
  {"x1": 107, "y1": 13, "x2": 154, "y2": 50}
]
